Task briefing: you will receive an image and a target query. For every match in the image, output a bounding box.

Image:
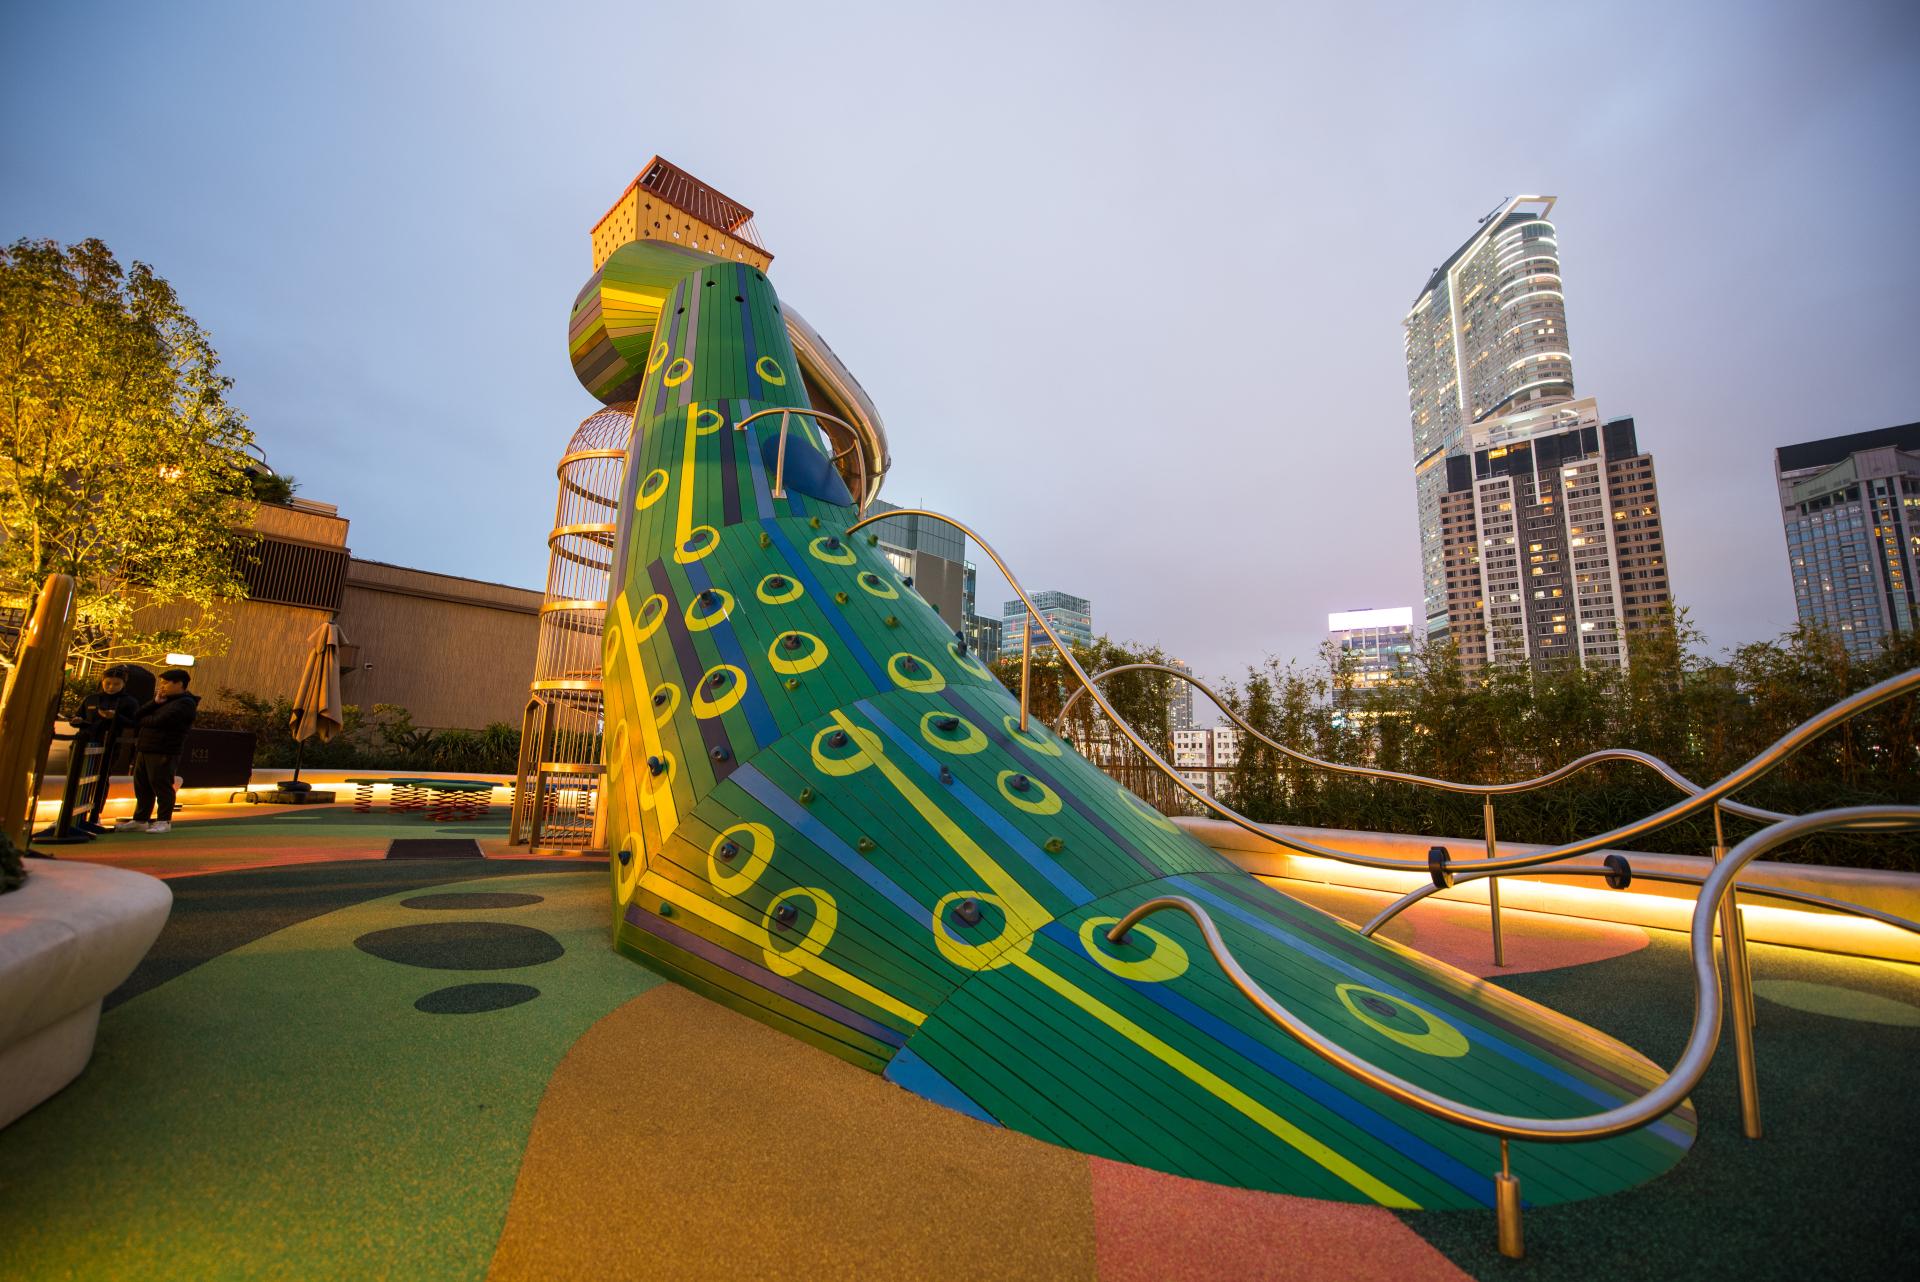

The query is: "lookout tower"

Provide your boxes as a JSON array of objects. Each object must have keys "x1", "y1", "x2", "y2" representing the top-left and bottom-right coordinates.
[{"x1": 589, "y1": 156, "x2": 772, "y2": 272}]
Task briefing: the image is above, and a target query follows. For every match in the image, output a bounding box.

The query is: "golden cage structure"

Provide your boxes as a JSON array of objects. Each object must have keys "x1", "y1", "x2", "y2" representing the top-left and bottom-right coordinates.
[{"x1": 509, "y1": 402, "x2": 634, "y2": 851}]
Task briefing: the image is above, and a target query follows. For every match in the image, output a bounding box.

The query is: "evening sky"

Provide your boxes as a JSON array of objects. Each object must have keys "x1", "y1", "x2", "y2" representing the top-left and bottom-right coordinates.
[{"x1": 4, "y1": 0, "x2": 1917, "y2": 690}]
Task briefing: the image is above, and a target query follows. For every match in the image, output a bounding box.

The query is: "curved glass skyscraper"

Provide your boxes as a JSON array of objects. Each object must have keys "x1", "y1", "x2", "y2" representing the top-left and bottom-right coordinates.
[{"x1": 1405, "y1": 197, "x2": 1573, "y2": 638}]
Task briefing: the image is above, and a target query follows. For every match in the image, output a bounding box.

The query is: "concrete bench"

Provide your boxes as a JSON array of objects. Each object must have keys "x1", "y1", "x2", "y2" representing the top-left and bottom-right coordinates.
[{"x1": 0, "y1": 860, "x2": 171, "y2": 1128}]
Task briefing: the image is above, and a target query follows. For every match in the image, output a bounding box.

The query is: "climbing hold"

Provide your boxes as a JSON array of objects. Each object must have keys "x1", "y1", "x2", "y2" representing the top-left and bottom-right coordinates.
[
  {"x1": 707, "y1": 670, "x2": 728, "y2": 687},
  {"x1": 863, "y1": 572, "x2": 881, "y2": 586},
  {"x1": 647, "y1": 756, "x2": 666, "y2": 777},
  {"x1": 767, "y1": 575, "x2": 787, "y2": 590},
  {"x1": 938, "y1": 766, "x2": 953, "y2": 785},
  {"x1": 935, "y1": 716, "x2": 959, "y2": 732},
  {"x1": 954, "y1": 899, "x2": 983, "y2": 926},
  {"x1": 828, "y1": 730, "x2": 849, "y2": 748},
  {"x1": 651, "y1": 691, "x2": 668, "y2": 707},
  {"x1": 784, "y1": 678, "x2": 799, "y2": 691},
  {"x1": 659, "y1": 901, "x2": 676, "y2": 918},
  {"x1": 1043, "y1": 837, "x2": 1065, "y2": 854},
  {"x1": 900, "y1": 657, "x2": 920, "y2": 674},
  {"x1": 856, "y1": 836, "x2": 876, "y2": 853},
  {"x1": 903, "y1": 576, "x2": 914, "y2": 587},
  {"x1": 710, "y1": 746, "x2": 731, "y2": 763},
  {"x1": 808, "y1": 517, "x2": 821, "y2": 530},
  {"x1": 824, "y1": 536, "x2": 841, "y2": 551},
  {"x1": 884, "y1": 615, "x2": 899, "y2": 628},
  {"x1": 759, "y1": 532, "x2": 772, "y2": 549},
  {"x1": 783, "y1": 634, "x2": 803, "y2": 651},
  {"x1": 699, "y1": 588, "x2": 718, "y2": 606},
  {"x1": 1009, "y1": 774, "x2": 1032, "y2": 793},
  {"x1": 617, "y1": 848, "x2": 632, "y2": 866},
  {"x1": 834, "y1": 591, "x2": 849, "y2": 605},
  {"x1": 866, "y1": 533, "x2": 879, "y2": 546},
  {"x1": 718, "y1": 840, "x2": 740, "y2": 862},
  {"x1": 798, "y1": 787, "x2": 815, "y2": 805},
  {"x1": 773, "y1": 902, "x2": 799, "y2": 929}
]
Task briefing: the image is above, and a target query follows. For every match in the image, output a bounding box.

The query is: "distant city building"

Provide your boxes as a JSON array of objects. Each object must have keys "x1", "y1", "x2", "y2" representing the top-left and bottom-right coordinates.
[
  {"x1": 1435, "y1": 399, "x2": 1670, "y2": 672},
  {"x1": 1327, "y1": 607, "x2": 1414, "y2": 696},
  {"x1": 1002, "y1": 590, "x2": 1093, "y2": 651},
  {"x1": 960, "y1": 562, "x2": 1001, "y2": 664},
  {"x1": 1406, "y1": 196, "x2": 1573, "y2": 640},
  {"x1": 1774, "y1": 422, "x2": 1920, "y2": 662},
  {"x1": 1172, "y1": 725, "x2": 1240, "y2": 796},
  {"x1": 1168, "y1": 658, "x2": 1196, "y2": 731},
  {"x1": 865, "y1": 499, "x2": 967, "y2": 627}
]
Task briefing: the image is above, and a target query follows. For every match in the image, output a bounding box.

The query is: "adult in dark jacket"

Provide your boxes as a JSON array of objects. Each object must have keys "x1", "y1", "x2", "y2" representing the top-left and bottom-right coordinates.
[
  {"x1": 118, "y1": 668, "x2": 200, "y2": 834},
  {"x1": 74, "y1": 665, "x2": 141, "y2": 833},
  {"x1": 74, "y1": 665, "x2": 140, "y2": 740}
]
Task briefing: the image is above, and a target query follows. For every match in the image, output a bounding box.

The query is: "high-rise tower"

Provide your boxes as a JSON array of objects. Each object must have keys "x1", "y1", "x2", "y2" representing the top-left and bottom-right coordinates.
[
  {"x1": 1405, "y1": 197, "x2": 1572, "y2": 639},
  {"x1": 1406, "y1": 200, "x2": 1672, "y2": 673}
]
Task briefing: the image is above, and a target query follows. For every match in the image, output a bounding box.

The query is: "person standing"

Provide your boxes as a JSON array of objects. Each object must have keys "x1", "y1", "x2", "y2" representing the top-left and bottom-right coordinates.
[
  {"x1": 74, "y1": 665, "x2": 140, "y2": 834},
  {"x1": 116, "y1": 668, "x2": 199, "y2": 834}
]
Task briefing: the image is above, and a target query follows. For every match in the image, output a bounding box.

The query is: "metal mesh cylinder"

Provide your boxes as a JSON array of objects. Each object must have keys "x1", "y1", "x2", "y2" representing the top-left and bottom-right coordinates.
[{"x1": 510, "y1": 403, "x2": 634, "y2": 849}]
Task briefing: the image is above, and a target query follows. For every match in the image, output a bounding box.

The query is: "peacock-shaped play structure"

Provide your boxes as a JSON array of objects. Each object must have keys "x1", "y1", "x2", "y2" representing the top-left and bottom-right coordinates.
[{"x1": 571, "y1": 160, "x2": 1694, "y2": 1209}]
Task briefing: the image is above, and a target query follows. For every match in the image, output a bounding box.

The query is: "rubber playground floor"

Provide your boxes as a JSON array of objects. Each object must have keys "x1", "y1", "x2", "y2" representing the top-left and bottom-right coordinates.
[{"x1": 2, "y1": 804, "x2": 1916, "y2": 1280}]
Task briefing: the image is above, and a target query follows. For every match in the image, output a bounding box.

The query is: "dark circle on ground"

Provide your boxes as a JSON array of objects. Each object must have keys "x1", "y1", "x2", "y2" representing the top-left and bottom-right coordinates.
[
  {"x1": 400, "y1": 892, "x2": 546, "y2": 911},
  {"x1": 354, "y1": 922, "x2": 564, "y2": 970},
  {"x1": 414, "y1": 982, "x2": 542, "y2": 1014}
]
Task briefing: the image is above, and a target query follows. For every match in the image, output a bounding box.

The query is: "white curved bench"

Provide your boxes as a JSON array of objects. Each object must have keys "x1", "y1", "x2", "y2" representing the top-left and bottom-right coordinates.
[{"x1": 0, "y1": 860, "x2": 171, "y2": 1128}]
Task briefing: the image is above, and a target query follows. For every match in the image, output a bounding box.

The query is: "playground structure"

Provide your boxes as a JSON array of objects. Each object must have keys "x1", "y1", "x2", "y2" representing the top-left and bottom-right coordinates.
[{"x1": 566, "y1": 163, "x2": 1919, "y2": 1258}]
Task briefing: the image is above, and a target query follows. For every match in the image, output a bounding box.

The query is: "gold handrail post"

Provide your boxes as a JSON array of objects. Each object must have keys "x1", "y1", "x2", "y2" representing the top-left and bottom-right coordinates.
[
  {"x1": 1495, "y1": 1138, "x2": 1524, "y2": 1258},
  {"x1": 1713, "y1": 801, "x2": 1762, "y2": 1138},
  {"x1": 771, "y1": 409, "x2": 791, "y2": 498},
  {"x1": 1484, "y1": 797, "x2": 1506, "y2": 967},
  {"x1": 1019, "y1": 605, "x2": 1033, "y2": 732}
]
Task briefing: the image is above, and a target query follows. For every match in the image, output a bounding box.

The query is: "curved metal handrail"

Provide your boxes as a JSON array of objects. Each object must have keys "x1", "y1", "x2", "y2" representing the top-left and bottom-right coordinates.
[
  {"x1": 843, "y1": 508, "x2": 1920, "y2": 880},
  {"x1": 1061, "y1": 661, "x2": 1800, "y2": 828},
  {"x1": 735, "y1": 407, "x2": 871, "y2": 516},
  {"x1": 1356, "y1": 860, "x2": 1920, "y2": 938},
  {"x1": 1107, "y1": 804, "x2": 1920, "y2": 1145}
]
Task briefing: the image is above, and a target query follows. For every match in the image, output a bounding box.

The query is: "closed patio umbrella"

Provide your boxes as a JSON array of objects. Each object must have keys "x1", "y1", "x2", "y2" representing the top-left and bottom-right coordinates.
[{"x1": 286, "y1": 622, "x2": 344, "y2": 791}]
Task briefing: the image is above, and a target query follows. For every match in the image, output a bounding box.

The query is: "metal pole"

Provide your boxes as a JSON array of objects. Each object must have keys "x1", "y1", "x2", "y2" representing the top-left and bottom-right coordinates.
[
  {"x1": 1714, "y1": 802, "x2": 1762, "y2": 1139},
  {"x1": 1495, "y1": 1138, "x2": 1524, "y2": 1258},
  {"x1": 1484, "y1": 797, "x2": 1506, "y2": 967},
  {"x1": 1019, "y1": 609, "x2": 1033, "y2": 732},
  {"x1": 528, "y1": 701, "x2": 554, "y2": 848},
  {"x1": 771, "y1": 410, "x2": 790, "y2": 498}
]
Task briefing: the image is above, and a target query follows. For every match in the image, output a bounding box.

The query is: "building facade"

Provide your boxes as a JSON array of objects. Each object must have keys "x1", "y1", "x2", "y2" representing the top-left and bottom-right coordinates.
[
  {"x1": 1774, "y1": 422, "x2": 1920, "y2": 661},
  {"x1": 863, "y1": 500, "x2": 968, "y2": 629},
  {"x1": 1435, "y1": 400, "x2": 1669, "y2": 672},
  {"x1": 1172, "y1": 725, "x2": 1240, "y2": 796},
  {"x1": 1327, "y1": 607, "x2": 1414, "y2": 697},
  {"x1": 1406, "y1": 197, "x2": 1572, "y2": 640},
  {"x1": 1002, "y1": 590, "x2": 1093, "y2": 651},
  {"x1": 134, "y1": 497, "x2": 544, "y2": 729}
]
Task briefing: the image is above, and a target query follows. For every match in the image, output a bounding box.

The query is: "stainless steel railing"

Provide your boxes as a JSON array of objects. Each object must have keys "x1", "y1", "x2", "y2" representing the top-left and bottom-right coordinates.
[
  {"x1": 1105, "y1": 805, "x2": 1920, "y2": 1258},
  {"x1": 736, "y1": 407, "x2": 872, "y2": 517},
  {"x1": 838, "y1": 506, "x2": 1920, "y2": 1258}
]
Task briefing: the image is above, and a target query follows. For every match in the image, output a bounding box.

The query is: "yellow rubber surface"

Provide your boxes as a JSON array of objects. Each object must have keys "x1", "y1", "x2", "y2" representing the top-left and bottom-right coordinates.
[{"x1": 487, "y1": 984, "x2": 1100, "y2": 1280}]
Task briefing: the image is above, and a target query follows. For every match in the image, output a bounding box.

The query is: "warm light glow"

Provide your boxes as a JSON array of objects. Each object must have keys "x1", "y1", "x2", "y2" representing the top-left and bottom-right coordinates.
[{"x1": 164, "y1": 652, "x2": 196, "y2": 666}]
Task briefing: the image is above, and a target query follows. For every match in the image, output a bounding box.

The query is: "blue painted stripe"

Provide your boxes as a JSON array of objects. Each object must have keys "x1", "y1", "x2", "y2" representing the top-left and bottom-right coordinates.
[
  {"x1": 738, "y1": 397, "x2": 776, "y2": 521},
  {"x1": 762, "y1": 522, "x2": 887, "y2": 685},
  {"x1": 732, "y1": 765, "x2": 927, "y2": 927},
  {"x1": 884, "y1": 1048, "x2": 1002, "y2": 1126},
  {"x1": 1169, "y1": 875, "x2": 1690, "y2": 1149},
  {"x1": 856, "y1": 698, "x2": 1094, "y2": 905},
  {"x1": 681, "y1": 559, "x2": 781, "y2": 749},
  {"x1": 626, "y1": 902, "x2": 906, "y2": 1046},
  {"x1": 1039, "y1": 921, "x2": 1491, "y2": 1205}
]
